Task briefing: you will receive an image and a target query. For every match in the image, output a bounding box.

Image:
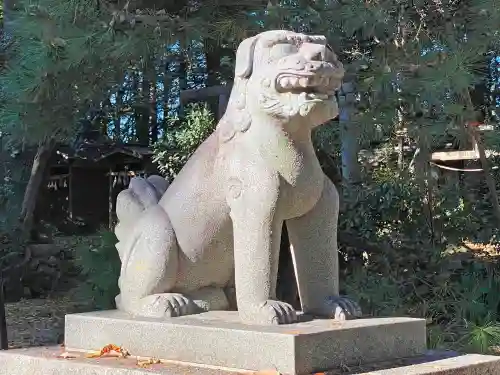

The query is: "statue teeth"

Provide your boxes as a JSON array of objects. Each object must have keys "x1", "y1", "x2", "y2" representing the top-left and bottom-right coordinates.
[
  {"x1": 306, "y1": 93, "x2": 329, "y2": 100},
  {"x1": 280, "y1": 77, "x2": 291, "y2": 88},
  {"x1": 290, "y1": 77, "x2": 299, "y2": 87},
  {"x1": 299, "y1": 77, "x2": 308, "y2": 87}
]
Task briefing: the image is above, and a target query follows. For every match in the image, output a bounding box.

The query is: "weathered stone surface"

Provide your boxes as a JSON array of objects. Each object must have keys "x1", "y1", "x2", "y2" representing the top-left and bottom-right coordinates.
[
  {"x1": 64, "y1": 310, "x2": 426, "y2": 374},
  {"x1": 347, "y1": 353, "x2": 500, "y2": 375},
  {"x1": 113, "y1": 30, "x2": 361, "y2": 325},
  {"x1": 0, "y1": 347, "x2": 499, "y2": 375},
  {"x1": 0, "y1": 346, "x2": 246, "y2": 375}
]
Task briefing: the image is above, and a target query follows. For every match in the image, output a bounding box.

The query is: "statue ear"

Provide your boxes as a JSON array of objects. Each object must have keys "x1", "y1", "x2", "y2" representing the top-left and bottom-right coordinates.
[{"x1": 234, "y1": 35, "x2": 259, "y2": 79}]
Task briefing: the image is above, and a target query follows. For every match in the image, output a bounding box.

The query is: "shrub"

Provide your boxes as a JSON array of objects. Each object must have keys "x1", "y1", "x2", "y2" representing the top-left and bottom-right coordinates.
[
  {"x1": 153, "y1": 103, "x2": 215, "y2": 180},
  {"x1": 72, "y1": 230, "x2": 120, "y2": 310},
  {"x1": 340, "y1": 176, "x2": 500, "y2": 353}
]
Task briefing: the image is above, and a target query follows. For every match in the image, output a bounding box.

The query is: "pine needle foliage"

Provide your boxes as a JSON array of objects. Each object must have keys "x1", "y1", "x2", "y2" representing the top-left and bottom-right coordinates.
[
  {"x1": 266, "y1": 0, "x2": 500, "y2": 150},
  {"x1": 1, "y1": 0, "x2": 172, "y2": 143},
  {"x1": 0, "y1": 0, "x2": 266, "y2": 144},
  {"x1": 153, "y1": 103, "x2": 215, "y2": 180}
]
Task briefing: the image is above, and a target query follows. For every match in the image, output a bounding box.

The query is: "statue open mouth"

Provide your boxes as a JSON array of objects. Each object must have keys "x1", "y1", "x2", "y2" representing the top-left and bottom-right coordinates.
[{"x1": 275, "y1": 71, "x2": 339, "y2": 102}]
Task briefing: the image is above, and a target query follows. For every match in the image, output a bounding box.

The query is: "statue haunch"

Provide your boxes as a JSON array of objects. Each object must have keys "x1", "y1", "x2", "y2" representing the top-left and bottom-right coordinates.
[{"x1": 114, "y1": 30, "x2": 362, "y2": 325}]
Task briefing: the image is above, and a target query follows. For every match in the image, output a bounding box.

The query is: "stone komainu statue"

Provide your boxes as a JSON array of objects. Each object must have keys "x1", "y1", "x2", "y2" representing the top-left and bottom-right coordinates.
[{"x1": 114, "y1": 30, "x2": 361, "y2": 325}]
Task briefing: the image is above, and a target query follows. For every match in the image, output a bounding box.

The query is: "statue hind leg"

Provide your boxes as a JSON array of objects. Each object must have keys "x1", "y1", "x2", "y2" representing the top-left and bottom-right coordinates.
[
  {"x1": 116, "y1": 203, "x2": 200, "y2": 318},
  {"x1": 115, "y1": 176, "x2": 230, "y2": 318},
  {"x1": 115, "y1": 177, "x2": 197, "y2": 318}
]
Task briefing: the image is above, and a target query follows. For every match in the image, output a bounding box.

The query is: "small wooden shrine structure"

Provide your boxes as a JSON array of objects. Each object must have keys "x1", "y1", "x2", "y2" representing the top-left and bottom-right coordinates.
[{"x1": 36, "y1": 140, "x2": 158, "y2": 232}]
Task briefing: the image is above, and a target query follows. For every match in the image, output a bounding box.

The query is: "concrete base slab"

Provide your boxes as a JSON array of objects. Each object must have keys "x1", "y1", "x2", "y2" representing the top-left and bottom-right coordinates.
[
  {"x1": 0, "y1": 347, "x2": 499, "y2": 375},
  {"x1": 0, "y1": 346, "x2": 248, "y2": 375},
  {"x1": 345, "y1": 351, "x2": 500, "y2": 374},
  {"x1": 64, "y1": 310, "x2": 426, "y2": 374}
]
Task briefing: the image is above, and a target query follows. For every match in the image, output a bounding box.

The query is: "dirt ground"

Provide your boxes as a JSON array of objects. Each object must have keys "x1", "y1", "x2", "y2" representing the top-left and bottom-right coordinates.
[{"x1": 4, "y1": 294, "x2": 91, "y2": 349}]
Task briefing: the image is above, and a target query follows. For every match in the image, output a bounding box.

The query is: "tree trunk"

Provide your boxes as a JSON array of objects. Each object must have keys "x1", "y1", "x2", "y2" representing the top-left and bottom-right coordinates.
[
  {"x1": 19, "y1": 138, "x2": 55, "y2": 237},
  {"x1": 470, "y1": 127, "x2": 500, "y2": 225},
  {"x1": 177, "y1": 51, "x2": 188, "y2": 118},
  {"x1": 396, "y1": 107, "x2": 404, "y2": 171},
  {"x1": 463, "y1": 89, "x2": 500, "y2": 226},
  {"x1": 0, "y1": 280, "x2": 7, "y2": 350},
  {"x1": 414, "y1": 135, "x2": 436, "y2": 243},
  {"x1": 338, "y1": 81, "x2": 361, "y2": 184},
  {"x1": 135, "y1": 74, "x2": 150, "y2": 145},
  {"x1": 150, "y1": 69, "x2": 158, "y2": 144},
  {"x1": 203, "y1": 38, "x2": 222, "y2": 116},
  {"x1": 1, "y1": 0, "x2": 14, "y2": 71},
  {"x1": 163, "y1": 55, "x2": 172, "y2": 120},
  {"x1": 113, "y1": 89, "x2": 123, "y2": 141}
]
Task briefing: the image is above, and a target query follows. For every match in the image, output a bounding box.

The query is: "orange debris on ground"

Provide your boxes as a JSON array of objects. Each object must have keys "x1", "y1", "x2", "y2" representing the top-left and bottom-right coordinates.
[{"x1": 85, "y1": 344, "x2": 130, "y2": 358}]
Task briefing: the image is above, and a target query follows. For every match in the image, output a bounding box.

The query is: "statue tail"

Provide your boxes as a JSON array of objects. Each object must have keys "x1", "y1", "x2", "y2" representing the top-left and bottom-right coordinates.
[{"x1": 114, "y1": 175, "x2": 169, "y2": 260}]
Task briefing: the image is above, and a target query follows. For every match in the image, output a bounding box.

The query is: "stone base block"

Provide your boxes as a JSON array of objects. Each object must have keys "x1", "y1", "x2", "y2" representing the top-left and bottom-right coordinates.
[
  {"x1": 0, "y1": 347, "x2": 244, "y2": 375},
  {"x1": 343, "y1": 351, "x2": 500, "y2": 374},
  {"x1": 64, "y1": 310, "x2": 426, "y2": 374},
  {"x1": 0, "y1": 347, "x2": 499, "y2": 375}
]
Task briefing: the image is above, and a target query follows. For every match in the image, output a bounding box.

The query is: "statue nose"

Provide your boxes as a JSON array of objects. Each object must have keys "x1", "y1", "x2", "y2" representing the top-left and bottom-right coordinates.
[{"x1": 301, "y1": 43, "x2": 326, "y2": 61}]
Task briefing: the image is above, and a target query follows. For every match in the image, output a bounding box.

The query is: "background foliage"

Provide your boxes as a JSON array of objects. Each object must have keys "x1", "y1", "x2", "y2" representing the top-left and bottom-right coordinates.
[
  {"x1": 1, "y1": 0, "x2": 500, "y2": 355},
  {"x1": 71, "y1": 230, "x2": 121, "y2": 310},
  {"x1": 153, "y1": 103, "x2": 215, "y2": 180}
]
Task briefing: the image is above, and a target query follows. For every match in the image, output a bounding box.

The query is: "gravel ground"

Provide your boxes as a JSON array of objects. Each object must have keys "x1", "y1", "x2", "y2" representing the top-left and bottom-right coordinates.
[{"x1": 5, "y1": 295, "x2": 91, "y2": 349}]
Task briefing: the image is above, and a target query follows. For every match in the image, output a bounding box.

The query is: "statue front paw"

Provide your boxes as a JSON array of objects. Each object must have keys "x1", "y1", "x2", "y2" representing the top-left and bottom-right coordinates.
[
  {"x1": 310, "y1": 295, "x2": 362, "y2": 320},
  {"x1": 124, "y1": 293, "x2": 199, "y2": 319},
  {"x1": 239, "y1": 300, "x2": 298, "y2": 325}
]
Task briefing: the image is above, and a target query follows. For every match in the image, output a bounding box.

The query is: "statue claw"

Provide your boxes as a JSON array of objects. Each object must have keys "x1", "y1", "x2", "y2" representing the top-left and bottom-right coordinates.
[
  {"x1": 125, "y1": 293, "x2": 199, "y2": 319},
  {"x1": 240, "y1": 300, "x2": 298, "y2": 325},
  {"x1": 310, "y1": 295, "x2": 362, "y2": 320}
]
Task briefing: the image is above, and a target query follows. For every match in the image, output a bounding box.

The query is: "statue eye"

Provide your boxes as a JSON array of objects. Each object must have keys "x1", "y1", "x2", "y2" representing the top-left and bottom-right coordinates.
[{"x1": 270, "y1": 43, "x2": 298, "y2": 60}]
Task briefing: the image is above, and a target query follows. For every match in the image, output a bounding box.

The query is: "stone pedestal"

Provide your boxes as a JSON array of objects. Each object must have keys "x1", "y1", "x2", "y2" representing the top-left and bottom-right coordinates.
[
  {"x1": 0, "y1": 310, "x2": 499, "y2": 374},
  {"x1": 64, "y1": 310, "x2": 426, "y2": 374},
  {"x1": 1, "y1": 347, "x2": 500, "y2": 375}
]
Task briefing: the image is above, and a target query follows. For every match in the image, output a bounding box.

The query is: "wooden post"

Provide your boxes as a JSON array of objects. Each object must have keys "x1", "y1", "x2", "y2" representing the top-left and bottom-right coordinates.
[
  {"x1": 0, "y1": 279, "x2": 7, "y2": 350},
  {"x1": 108, "y1": 168, "x2": 113, "y2": 230},
  {"x1": 338, "y1": 81, "x2": 361, "y2": 184}
]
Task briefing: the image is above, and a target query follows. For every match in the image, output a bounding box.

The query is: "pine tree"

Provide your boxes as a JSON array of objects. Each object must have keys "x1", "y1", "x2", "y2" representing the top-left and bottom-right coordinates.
[
  {"x1": 292, "y1": 0, "x2": 500, "y2": 223},
  {"x1": 4, "y1": 0, "x2": 500, "y2": 233},
  {"x1": 0, "y1": 0, "x2": 270, "y2": 234}
]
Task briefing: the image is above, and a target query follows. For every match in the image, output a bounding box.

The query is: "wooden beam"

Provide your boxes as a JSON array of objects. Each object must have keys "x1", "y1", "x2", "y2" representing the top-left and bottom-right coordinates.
[
  {"x1": 431, "y1": 150, "x2": 480, "y2": 161},
  {"x1": 0, "y1": 279, "x2": 7, "y2": 350},
  {"x1": 180, "y1": 84, "x2": 232, "y2": 104}
]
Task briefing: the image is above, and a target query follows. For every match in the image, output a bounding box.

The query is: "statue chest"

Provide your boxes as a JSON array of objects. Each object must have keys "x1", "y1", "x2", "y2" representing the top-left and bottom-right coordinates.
[{"x1": 277, "y1": 155, "x2": 325, "y2": 220}]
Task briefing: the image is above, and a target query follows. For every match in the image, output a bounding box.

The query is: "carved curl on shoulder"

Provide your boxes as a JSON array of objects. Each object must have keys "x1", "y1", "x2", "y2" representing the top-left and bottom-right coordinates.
[
  {"x1": 217, "y1": 80, "x2": 252, "y2": 143},
  {"x1": 217, "y1": 35, "x2": 260, "y2": 144}
]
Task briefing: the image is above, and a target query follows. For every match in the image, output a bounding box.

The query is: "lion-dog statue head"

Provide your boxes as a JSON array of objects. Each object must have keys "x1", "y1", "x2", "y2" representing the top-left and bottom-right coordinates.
[{"x1": 218, "y1": 30, "x2": 345, "y2": 143}]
